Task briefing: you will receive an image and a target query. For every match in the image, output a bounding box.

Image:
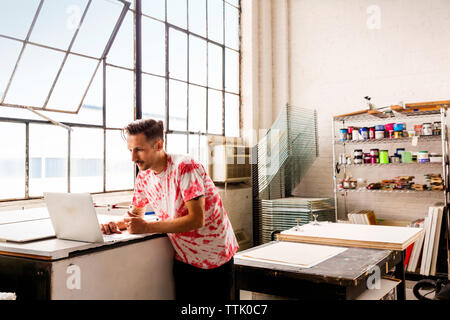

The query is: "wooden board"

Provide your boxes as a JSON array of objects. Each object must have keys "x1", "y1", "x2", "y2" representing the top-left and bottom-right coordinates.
[
  {"x1": 277, "y1": 223, "x2": 424, "y2": 251},
  {"x1": 333, "y1": 109, "x2": 369, "y2": 119},
  {"x1": 237, "y1": 241, "x2": 347, "y2": 268}
]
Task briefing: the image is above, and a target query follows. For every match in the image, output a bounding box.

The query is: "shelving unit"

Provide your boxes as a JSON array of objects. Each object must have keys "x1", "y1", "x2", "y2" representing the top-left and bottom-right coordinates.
[{"x1": 332, "y1": 104, "x2": 449, "y2": 279}]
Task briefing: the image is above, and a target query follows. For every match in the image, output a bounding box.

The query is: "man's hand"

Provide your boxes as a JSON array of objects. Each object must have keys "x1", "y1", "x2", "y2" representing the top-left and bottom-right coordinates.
[
  {"x1": 100, "y1": 221, "x2": 122, "y2": 235},
  {"x1": 124, "y1": 216, "x2": 152, "y2": 234},
  {"x1": 100, "y1": 210, "x2": 140, "y2": 235}
]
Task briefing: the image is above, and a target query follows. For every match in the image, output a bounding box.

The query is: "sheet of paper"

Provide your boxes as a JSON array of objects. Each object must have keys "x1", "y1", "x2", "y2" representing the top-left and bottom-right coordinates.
[{"x1": 237, "y1": 242, "x2": 347, "y2": 268}]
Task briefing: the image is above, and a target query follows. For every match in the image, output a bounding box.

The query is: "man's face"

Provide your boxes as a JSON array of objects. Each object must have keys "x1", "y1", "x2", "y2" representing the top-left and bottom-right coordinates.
[{"x1": 127, "y1": 133, "x2": 162, "y2": 171}]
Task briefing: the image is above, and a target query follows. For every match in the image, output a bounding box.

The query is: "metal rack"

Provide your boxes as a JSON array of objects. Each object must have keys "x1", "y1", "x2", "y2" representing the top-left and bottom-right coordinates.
[
  {"x1": 251, "y1": 104, "x2": 325, "y2": 246},
  {"x1": 332, "y1": 106, "x2": 450, "y2": 278}
]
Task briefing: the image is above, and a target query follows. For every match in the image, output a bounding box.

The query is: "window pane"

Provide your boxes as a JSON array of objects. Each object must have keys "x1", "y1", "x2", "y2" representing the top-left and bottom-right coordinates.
[
  {"x1": 169, "y1": 28, "x2": 187, "y2": 81},
  {"x1": 189, "y1": 35, "x2": 206, "y2": 86},
  {"x1": 29, "y1": 124, "x2": 68, "y2": 196},
  {"x1": 188, "y1": 0, "x2": 206, "y2": 37},
  {"x1": 142, "y1": 0, "x2": 165, "y2": 21},
  {"x1": 142, "y1": 17, "x2": 165, "y2": 76},
  {"x1": 4, "y1": 44, "x2": 65, "y2": 108},
  {"x1": 0, "y1": 68, "x2": 103, "y2": 125},
  {"x1": 70, "y1": 127, "x2": 103, "y2": 193},
  {"x1": 188, "y1": 85, "x2": 206, "y2": 133},
  {"x1": 29, "y1": 0, "x2": 89, "y2": 50},
  {"x1": 0, "y1": 0, "x2": 40, "y2": 40},
  {"x1": 0, "y1": 123, "x2": 25, "y2": 200},
  {"x1": 208, "y1": 89, "x2": 222, "y2": 134},
  {"x1": 189, "y1": 134, "x2": 208, "y2": 165},
  {"x1": 208, "y1": 0, "x2": 224, "y2": 44},
  {"x1": 167, "y1": 0, "x2": 187, "y2": 29},
  {"x1": 0, "y1": 38, "x2": 22, "y2": 99},
  {"x1": 47, "y1": 54, "x2": 99, "y2": 112},
  {"x1": 77, "y1": 65, "x2": 103, "y2": 125},
  {"x1": 169, "y1": 80, "x2": 187, "y2": 131},
  {"x1": 225, "y1": 3, "x2": 239, "y2": 50},
  {"x1": 106, "y1": 66, "x2": 134, "y2": 128},
  {"x1": 166, "y1": 133, "x2": 187, "y2": 155},
  {"x1": 107, "y1": 10, "x2": 134, "y2": 69},
  {"x1": 142, "y1": 74, "x2": 165, "y2": 121},
  {"x1": 225, "y1": 93, "x2": 239, "y2": 137},
  {"x1": 208, "y1": 43, "x2": 223, "y2": 90},
  {"x1": 225, "y1": 48, "x2": 239, "y2": 93},
  {"x1": 71, "y1": 0, "x2": 123, "y2": 58},
  {"x1": 105, "y1": 129, "x2": 134, "y2": 191}
]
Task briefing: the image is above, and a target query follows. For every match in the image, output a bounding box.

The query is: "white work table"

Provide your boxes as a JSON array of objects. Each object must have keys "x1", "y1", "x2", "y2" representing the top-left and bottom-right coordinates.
[{"x1": 0, "y1": 207, "x2": 175, "y2": 300}]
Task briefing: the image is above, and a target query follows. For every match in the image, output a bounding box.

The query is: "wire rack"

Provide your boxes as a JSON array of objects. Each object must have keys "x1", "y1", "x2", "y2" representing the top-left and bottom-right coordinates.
[
  {"x1": 252, "y1": 105, "x2": 333, "y2": 245},
  {"x1": 333, "y1": 109, "x2": 442, "y2": 122},
  {"x1": 335, "y1": 135, "x2": 442, "y2": 145},
  {"x1": 337, "y1": 188, "x2": 444, "y2": 194}
]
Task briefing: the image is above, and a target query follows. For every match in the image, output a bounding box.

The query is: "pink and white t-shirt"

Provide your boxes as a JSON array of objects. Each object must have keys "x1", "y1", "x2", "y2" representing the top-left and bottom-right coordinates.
[{"x1": 132, "y1": 153, "x2": 239, "y2": 269}]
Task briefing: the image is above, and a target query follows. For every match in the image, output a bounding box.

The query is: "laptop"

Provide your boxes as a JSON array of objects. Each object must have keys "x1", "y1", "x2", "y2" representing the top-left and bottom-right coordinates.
[{"x1": 44, "y1": 192, "x2": 150, "y2": 243}]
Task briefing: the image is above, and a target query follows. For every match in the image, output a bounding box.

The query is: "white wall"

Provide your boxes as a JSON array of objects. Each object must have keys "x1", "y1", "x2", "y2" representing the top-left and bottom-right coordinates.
[{"x1": 241, "y1": 0, "x2": 450, "y2": 221}]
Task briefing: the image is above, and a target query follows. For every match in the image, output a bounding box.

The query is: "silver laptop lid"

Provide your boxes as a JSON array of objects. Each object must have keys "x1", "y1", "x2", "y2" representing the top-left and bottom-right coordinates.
[{"x1": 44, "y1": 192, "x2": 104, "y2": 243}]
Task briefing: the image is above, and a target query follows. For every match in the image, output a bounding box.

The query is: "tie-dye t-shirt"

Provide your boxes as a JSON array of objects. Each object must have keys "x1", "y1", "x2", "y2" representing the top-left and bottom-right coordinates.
[{"x1": 132, "y1": 153, "x2": 239, "y2": 269}]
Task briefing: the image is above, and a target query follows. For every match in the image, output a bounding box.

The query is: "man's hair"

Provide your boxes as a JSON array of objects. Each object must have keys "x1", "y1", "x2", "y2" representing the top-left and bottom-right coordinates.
[{"x1": 122, "y1": 119, "x2": 164, "y2": 143}]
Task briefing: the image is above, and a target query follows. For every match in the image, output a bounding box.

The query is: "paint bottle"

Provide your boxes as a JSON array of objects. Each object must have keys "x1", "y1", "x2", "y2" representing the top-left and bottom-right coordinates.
[
  {"x1": 418, "y1": 151, "x2": 430, "y2": 163},
  {"x1": 354, "y1": 149, "x2": 363, "y2": 164},
  {"x1": 379, "y1": 150, "x2": 389, "y2": 164},
  {"x1": 359, "y1": 127, "x2": 369, "y2": 140},
  {"x1": 369, "y1": 127, "x2": 376, "y2": 140},
  {"x1": 347, "y1": 127, "x2": 353, "y2": 140},
  {"x1": 414, "y1": 124, "x2": 422, "y2": 136},
  {"x1": 401, "y1": 151, "x2": 412, "y2": 163},
  {"x1": 422, "y1": 123, "x2": 432, "y2": 136},
  {"x1": 339, "y1": 129, "x2": 348, "y2": 141},
  {"x1": 374, "y1": 125, "x2": 385, "y2": 139},
  {"x1": 433, "y1": 122, "x2": 441, "y2": 136}
]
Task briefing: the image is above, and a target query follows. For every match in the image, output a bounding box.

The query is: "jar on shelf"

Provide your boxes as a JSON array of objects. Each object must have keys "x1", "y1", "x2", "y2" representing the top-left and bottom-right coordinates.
[
  {"x1": 414, "y1": 124, "x2": 422, "y2": 136},
  {"x1": 417, "y1": 151, "x2": 430, "y2": 163},
  {"x1": 354, "y1": 149, "x2": 363, "y2": 164},
  {"x1": 347, "y1": 126, "x2": 354, "y2": 140},
  {"x1": 359, "y1": 127, "x2": 369, "y2": 140},
  {"x1": 379, "y1": 150, "x2": 389, "y2": 164},
  {"x1": 339, "y1": 128, "x2": 348, "y2": 141},
  {"x1": 369, "y1": 127, "x2": 375, "y2": 139},
  {"x1": 433, "y1": 122, "x2": 441, "y2": 136},
  {"x1": 422, "y1": 123, "x2": 433, "y2": 136}
]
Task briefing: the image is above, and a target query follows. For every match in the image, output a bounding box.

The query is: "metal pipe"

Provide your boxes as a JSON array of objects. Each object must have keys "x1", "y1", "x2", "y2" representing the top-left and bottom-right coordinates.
[{"x1": 135, "y1": 0, "x2": 142, "y2": 120}]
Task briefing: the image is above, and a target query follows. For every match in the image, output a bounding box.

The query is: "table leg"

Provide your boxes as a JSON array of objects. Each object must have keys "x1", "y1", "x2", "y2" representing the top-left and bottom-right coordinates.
[
  {"x1": 234, "y1": 268, "x2": 240, "y2": 301},
  {"x1": 394, "y1": 249, "x2": 406, "y2": 300}
]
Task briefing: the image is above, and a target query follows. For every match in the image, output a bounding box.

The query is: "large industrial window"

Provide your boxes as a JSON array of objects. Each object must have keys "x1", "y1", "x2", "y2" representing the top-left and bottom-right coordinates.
[{"x1": 0, "y1": 0, "x2": 241, "y2": 201}]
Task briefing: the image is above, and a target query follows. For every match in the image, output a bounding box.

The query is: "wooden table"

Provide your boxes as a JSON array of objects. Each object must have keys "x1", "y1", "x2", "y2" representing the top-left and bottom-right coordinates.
[{"x1": 234, "y1": 241, "x2": 405, "y2": 300}]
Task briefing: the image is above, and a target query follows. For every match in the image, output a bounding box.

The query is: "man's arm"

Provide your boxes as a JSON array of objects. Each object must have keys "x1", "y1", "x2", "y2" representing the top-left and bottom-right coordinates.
[{"x1": 126, "y1": 197, "x2": 205, "y2": 234}]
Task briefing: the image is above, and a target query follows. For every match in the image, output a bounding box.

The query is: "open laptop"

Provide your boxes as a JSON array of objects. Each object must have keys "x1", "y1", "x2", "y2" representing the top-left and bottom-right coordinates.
[{"x1": 44, "y1": 192, "x2": 153, "y2": 243}]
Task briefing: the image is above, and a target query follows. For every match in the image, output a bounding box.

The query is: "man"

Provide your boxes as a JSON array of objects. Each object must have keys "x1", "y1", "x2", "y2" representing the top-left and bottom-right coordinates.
[{"x1": 101, "y1": 119, "x2": 239, "y2": 300}]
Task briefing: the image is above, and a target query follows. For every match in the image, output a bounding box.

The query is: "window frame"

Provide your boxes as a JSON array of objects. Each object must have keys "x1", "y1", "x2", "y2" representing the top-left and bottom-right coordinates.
[{"x1": 0, "y1": 0, "x2": 241, "y2": 202}]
